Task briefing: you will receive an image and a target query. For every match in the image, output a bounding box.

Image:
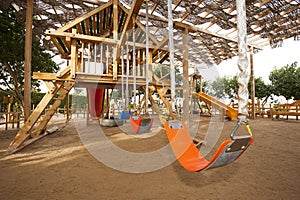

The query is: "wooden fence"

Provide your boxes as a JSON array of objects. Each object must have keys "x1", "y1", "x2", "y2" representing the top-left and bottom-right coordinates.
[{"x1": 0, "y1": 111, "x2": 22, "y2": 130}]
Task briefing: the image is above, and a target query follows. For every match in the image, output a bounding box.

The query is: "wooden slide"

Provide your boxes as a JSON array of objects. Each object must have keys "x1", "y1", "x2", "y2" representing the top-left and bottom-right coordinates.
[{"x1": 193, "y1": 92, "x2": 238, "y2": 120}]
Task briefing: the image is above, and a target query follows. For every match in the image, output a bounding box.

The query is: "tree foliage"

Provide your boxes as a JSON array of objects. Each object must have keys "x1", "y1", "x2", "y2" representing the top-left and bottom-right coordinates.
[
  {"x1": 269, "y1": 62, "x2": 300, "y2": 100},
  {"x1": 250, "y1": 77, "x2": 273, "y2": 104},
  {"x1": 0, "y1": 6, "x2": 58, "y2": 111},
  {"x1": 208, "y1": 76, "x2": 238, "y2": 100}
]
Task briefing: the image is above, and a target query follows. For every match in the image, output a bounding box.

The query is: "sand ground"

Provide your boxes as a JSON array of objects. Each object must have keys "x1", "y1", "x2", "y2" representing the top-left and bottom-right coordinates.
[{"x1": 0, "y1": 116, "x2": 299, "y2": 200}]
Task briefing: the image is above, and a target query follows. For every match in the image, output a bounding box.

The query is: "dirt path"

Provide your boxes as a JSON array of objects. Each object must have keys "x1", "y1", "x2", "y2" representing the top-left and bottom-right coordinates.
[{"x1": 0, "y1": 118, "x2": 299, "y2": 200}]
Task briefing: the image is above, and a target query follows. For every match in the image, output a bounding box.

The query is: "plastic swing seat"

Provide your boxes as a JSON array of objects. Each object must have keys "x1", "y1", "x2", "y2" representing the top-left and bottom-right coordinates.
[
  {"x1": 120, "y1": 110, "x2": 131, "y2": 120},
  {"x1": 130, "y1": 115, "x2": 154, "y2": 134},
  {"x1": 165, "y1": 120, "x2": 254, "y2": 172}
]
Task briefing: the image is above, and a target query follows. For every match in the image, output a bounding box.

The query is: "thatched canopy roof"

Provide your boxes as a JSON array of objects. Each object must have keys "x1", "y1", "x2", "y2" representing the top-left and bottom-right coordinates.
[{"x1": 2, "y1": 0, "x2": 299, "y2": 66}]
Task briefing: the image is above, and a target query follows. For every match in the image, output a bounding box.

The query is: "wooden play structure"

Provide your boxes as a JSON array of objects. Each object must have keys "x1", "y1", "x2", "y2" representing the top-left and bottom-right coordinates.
[
  {"x1": 8, "y1": 0, "x2": 177, "y2": 153},
  {"x1": 6, "y1": 0, "x2": 300, "y2": 171}
]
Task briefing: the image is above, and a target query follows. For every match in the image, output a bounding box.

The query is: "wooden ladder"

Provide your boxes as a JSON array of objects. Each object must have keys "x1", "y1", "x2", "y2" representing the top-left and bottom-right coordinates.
[
  {"x1": 8, "y1": 79, "x2": 74, "y2": 154},
  {"x1": 146, "y1": 85, "x2": 178, "y2": 125}
]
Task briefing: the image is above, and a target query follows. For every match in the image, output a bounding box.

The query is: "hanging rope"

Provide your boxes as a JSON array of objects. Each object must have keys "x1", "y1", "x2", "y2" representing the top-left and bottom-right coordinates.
[
  {"x1": 121, "y1": 46, "x2": 125, "y2": 109},
  {"x1": 126, "y1": 32, "x2": 130, "y2": 111},
  {"x1": 133, "y1": 15, "x2": 137, "y2": 111},
  {"x1": 145, "y1": 0, "x2": 150, "y2": 113},
  {"x1": 167, "y1": 0, "x2": 176, "y2": 109},
  {"x1": 236, "y1": 0, "x2": 249, "y2": 123}
]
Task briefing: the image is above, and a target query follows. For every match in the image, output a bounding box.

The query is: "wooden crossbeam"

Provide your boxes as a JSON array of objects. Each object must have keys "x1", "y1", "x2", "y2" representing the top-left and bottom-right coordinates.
[
  {"x1": 138, "y1": 11, "x2": 262, "y2": 49},
  {"x1": 153, "y1": 36, "x2": 169, "y2": 55},
  {"x1": 47, "y1": 31, "x2": 162, "y2": 50},
  {"x1": 57, "y1": 1, "x2": 113, "y2": 32}
]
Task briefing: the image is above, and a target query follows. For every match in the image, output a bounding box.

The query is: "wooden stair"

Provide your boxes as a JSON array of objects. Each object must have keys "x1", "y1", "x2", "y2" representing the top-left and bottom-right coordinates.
[{"x1": 7, "y1": 78, "x2": 74, "y2": 154}]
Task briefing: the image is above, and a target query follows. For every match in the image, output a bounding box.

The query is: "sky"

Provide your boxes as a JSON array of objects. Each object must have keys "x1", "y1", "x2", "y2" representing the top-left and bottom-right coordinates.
[{"x1": 215, "y1": 38, "x2": 300, "y2": 83}]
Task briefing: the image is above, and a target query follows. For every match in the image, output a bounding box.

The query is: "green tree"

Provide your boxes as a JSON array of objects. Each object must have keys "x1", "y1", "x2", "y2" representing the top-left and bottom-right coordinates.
[
  {"x1": 269, "y1": 62, "x2": 300, "y2": 100},
  {"x1": 152, "y1": 64, "x2": 182, "y2": 96},
  {"x1": 248, "y1": 77, "x2": 273, "y2": 104},
  {"x1": 0, "y1": 6, "x2": 59, "y2": 113},
  {"x1": 209, "y1": 76, "x2": 238, "y2": 100}
]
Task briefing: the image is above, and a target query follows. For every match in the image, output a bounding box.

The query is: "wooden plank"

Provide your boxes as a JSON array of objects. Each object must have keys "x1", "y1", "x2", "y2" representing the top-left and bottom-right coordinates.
[
  {"x1": 118, "y1": 0, "x2": 144, "y2": 47},
  {"x1": 137, "y1": 12, "x2": 262, "y2": 49},
  {"x1": 47, "y1": 31, "x2": 161, "y2": 50},
  {"x1": 47, "y1": 30, "x2": 117, "y2": 44},
  {"x1": 153, "y1": 36, "x2": 169, "y2": 55},
  {"x1": 99, "y1": 10, "x2": 103, "y2": 34},
  {"x1": 92, "y1": 15, "x2": 96, "y2": 35},
  {"x1": 250, "y1": 46, "x2": 255, "y2": 119},
  {"x1": 70, "y1": 29, "x2": 77, "y2": 78},
  {"x1": 182, "y1": 28, "x2": 189, "y2": 123},
  {"x1": 43, "y1": 81, "x2": 56, "y2": 93},
  {"x1": 31, "y1": 82, "x2": 74, "y2": 138},
  {"x1": 136, "y1": 20, "x2": 159, "y2": 45},
  {"x1": 33, "y1": 72, "x2": 74, "y2": 81},
  {"x1": 24, "y1": 0, "x2": 33, "y2": 121},
  {"x1": 56, "y1": 66, "x2": 71, "y2": 78},
  {"x1": 57, "y1": 1, "x2": 113, "y2": 32},
  {"x1": 148, "y1": 49, "x2": 153, "y2": 82},
  {"x1": 85, "y1": 19, "x2": 90, "y2": 35}
]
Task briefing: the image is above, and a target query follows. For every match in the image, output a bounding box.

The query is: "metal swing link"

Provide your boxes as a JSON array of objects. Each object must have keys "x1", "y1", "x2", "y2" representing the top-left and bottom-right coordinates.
[{"x1": 230, "y1": 115, "x2": 253, "y2": 140}]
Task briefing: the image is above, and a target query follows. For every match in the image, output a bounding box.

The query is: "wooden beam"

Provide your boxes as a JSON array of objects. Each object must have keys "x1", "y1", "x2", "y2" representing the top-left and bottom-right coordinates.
[
  {"x1": 153, "y1": 36, "x2": 169, "y2": 55},
  {"x1": 118, "y1": 0, "x2": 143, "y2": 47},
  {"x1": 182, "y1": 28, "x2": 189, "y2": 123},
  {"x1": 250, "y1": 46, "x2": 255, "y2": 119},
  {"x1": 47, "y1": 31, "x2": 162, "y2": 52},
  {"x1": 148, "y1": 49, "x2": 153, "y2": 82},
  {"x1": 24, "y1": 0, "x2": 33, "y2": 121},
  {"x1": 136, "y1": 20, "x2": 159, "y2": 45},
  {"x1": 57, "y1": 1, "x2": 113, "y2": 32},
  {"x1": 138, "y1": 12, "x2": 262, "y2": 49},
  {"x1": 70, "y1": 29, "x2": 77, "y2": 78},
  {"x1": 33, "y1": 72, "x2": 75, "y2": 81}
]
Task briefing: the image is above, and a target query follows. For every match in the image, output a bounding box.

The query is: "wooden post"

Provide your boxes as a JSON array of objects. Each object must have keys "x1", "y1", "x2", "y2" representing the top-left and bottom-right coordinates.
[
  {"x1": 70, "y1": 29, "x2": 78, "y2": 78},
  {"x1": 5, "y1": 112, "x2": 8, "y2": 130},
  {"x1": 66, "y1": 92, "x2": 70, "y2": 120},
  {"x1": 112, "y1": 0, "x2": 118, "y2": 80},
  {"x1": 182, "y1": 28, "x2": 189, "y2": 123},
  {"x1": 148, "y1": 49, "x2": 153, "y2": 82},
  {"x1": 24, "y1": 0, "x2": 33, "y2": 121},
  {"x1": 200, "y1": 75, "x2": 203, "y2": 93},
  {"x1": 250, "y1": 46, "x2": 255, "y2": 119}
]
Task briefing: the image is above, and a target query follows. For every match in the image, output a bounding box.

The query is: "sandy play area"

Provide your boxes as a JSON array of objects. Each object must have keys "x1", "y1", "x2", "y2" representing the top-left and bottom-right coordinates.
[{"x1": 0, "y1": 116, "x2": 299, "y2": 200}]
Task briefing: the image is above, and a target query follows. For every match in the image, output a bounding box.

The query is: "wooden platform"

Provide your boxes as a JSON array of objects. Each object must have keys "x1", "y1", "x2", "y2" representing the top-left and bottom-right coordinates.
[{"x1": 33, "y1": 72, "x2": 170, "y2": 89}]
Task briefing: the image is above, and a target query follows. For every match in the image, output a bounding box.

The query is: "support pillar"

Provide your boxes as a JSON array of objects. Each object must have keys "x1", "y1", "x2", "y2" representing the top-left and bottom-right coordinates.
[
  {"x1": 250, "y1": 46, "x2": 255, "y2": 119},
  {"x1": 182, "y1": 28, "x2": 189, "y2": 123},
  {"x1": 24, "y1": 0, "x2": 33, "y2": 121}
]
